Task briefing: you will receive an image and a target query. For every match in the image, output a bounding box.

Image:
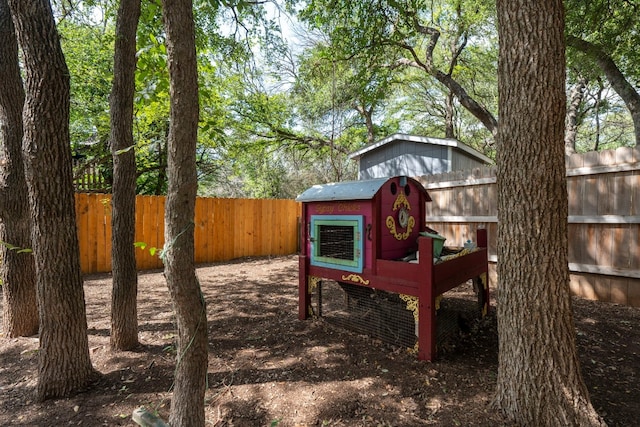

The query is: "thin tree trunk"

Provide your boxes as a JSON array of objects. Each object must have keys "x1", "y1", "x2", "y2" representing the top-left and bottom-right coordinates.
[
  {"x1": 565, "y1": 77, "x2": 587, "y2": 155},
  {"x1": 110, "y1": 0, "x2": 142, "y2": 351},
  {"x1": 162, "y1": 0, "x2": 208, "y2": 425},
  {"x1": 445, "y1": 91, "x2": 456, "y2": 139},
  {"x1": 0, "y1": 0, "x2": 38, "y2": 338},
  {"x1": 593, "y1": 79, "x2": 604, "y2": 151},
  {"x1": 355, "y1": 104, "x2": 375, "y2": 145},
  {"x1": 8, "y1": 0, "x2": 98, "y2": 400},
  {"x1": 494, "y1": 0, "x2": 605, "y2": 425}
]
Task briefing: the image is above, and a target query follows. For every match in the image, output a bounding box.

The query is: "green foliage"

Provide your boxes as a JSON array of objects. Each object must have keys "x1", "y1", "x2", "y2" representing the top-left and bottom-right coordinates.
[
  {"x1": 292, "y1": 42, "x2": 393, "y2": 133},
  {"x1": 130, "y1": 6, "x2": 171, "y2": 195},
  {"x1": 566, "y1": 0, "x2": 639, "y2": 62},
  {"x1": 60, "y1": 19, "x2": 114, "y2": 153},
  {"x1": 0, "y1": 241, "x2": 32, "y2": 283},
  {"x1": 56, "y1": 0, "x2": 637, "y2": 201},
  {"x1": 574, "y1": 88, "x2": 635, "y2": 152},
  {"x1": 134, "y1": 242, "x2": 161, "y2": 257},
  {"x1": 0, "y1": 241, "x2": 33, "y2": 254},
  {"x1": 563, "y1": 0, "x2": 639, "y2": 152},
  {"x1": 298, "y1": 0, "x2": 498, "y2": 150}
]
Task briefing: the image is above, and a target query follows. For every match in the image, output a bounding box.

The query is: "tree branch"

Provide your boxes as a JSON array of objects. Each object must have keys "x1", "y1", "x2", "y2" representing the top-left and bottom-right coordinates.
[{"x1": 567, "y1": 35, "x2": 640, "y2": 145}]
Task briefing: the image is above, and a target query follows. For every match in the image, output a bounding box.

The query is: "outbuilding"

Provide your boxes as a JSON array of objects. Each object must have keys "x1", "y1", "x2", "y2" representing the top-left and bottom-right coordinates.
[{"x1": 349, "y1": 133, "x2": 493, "y2": 180}]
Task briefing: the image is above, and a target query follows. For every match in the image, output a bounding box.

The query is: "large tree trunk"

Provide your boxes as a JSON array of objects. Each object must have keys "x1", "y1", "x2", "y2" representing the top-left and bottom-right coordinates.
[
  {"x1": 494, "y1": 0, "x2": 605, "y2": 425},
  {"x1": 162, "y1": 0, "x2": 208, "y2": 425},
  {"x1": 8, "y1": 0, "x2": 98, "y2": 400},
  {"x1": 0, "y1": 0, "x2": 38, "y2": 338},
  {"x1": 109, "y1": 0, "x2": 142, "y2": 351},
  {"x1": 567, "y1": 36, "x2": 640, "y2": 147}
]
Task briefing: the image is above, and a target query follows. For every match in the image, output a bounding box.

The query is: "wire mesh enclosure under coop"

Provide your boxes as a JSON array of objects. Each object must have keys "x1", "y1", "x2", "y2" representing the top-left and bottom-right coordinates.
[{"x1": 312, "y1": 280, "x2": 481, "y2": 352}]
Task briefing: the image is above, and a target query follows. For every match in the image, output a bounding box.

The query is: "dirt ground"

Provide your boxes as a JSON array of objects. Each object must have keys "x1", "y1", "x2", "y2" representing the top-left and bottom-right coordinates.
[{"x1": 1, "y1": 255, "x2": 639, "y2": 426}]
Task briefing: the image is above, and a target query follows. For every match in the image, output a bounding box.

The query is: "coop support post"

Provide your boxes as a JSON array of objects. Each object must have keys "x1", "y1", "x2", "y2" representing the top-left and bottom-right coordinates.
[
  {"x1": 299, "y1": 255, "x2": 310, "y2": 320},
  {"x1": 317, "y1": 280, "x2": 322, "y2": 317},
  {"x1": 476, "y1": 227, "x2": 487, "y2": 248},
  {"x1": 476, "y1": 228, "x2": 490, "y2": 316},
  {"x1": 417, "y1": 236, "x2": 437, "y2": 361}
]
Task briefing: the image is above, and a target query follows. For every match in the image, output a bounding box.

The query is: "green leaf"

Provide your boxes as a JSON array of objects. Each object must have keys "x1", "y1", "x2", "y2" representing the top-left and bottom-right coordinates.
[
  {"x1": 134, "y1": 242, "x2": 148, "y2": 250},
  {"x1": 0, "y1": 241, "x2": 32, "y2": 253},
  {"x1": 1, "y1": 241, "x2": 18, "y2": 250},
  {"x1": 115, "y1": 145, "x2": 135, "y2": 155}
]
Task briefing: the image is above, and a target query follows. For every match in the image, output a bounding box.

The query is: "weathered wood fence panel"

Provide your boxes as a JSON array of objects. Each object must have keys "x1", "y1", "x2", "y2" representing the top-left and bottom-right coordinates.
[
  {"x1": 74, "y1": 194, "x2": 301, "y2": 274},
  {"x1": 417, "y1": 146, "x2": 640, "y2": 307},
  {"x1": 73, "y1": 158, "x2": 109, "y2": 193}
]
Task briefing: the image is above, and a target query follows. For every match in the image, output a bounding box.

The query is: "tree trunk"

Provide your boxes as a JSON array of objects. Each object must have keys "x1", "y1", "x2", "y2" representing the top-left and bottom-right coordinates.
[
  {"x1": 355, "y1": 104, "x2": 375, "y2": 145},
  {"x1": 162, "y1": 0, "x2": 208, "y2": 425},
  {"x1": 433, "y1": 68, "x2": 498, "y2": 137},
  {"x1": 565, "y1": 77, "x2": 587, "y2": 155},
  {"x1": 567, "y1": 36, "x2": 640, "y2": 146},
  {"x1": 0, "y1": 0, "x2": 38, "y2": 338},
  {"x1": 8, "y1": 0, "x2": 98, "y2": 400},
  {"x1": 109, "y1": 0, "x2": 142, "y2": 351},
  {"x1": 494, "y1": 0, "x2": 605, "y2": 425},
  {"x1": 445, "y1": 91, "x2": 456, "y2": 139}
]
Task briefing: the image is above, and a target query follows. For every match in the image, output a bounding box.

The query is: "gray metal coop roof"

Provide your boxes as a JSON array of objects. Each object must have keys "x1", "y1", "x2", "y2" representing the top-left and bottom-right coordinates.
[{"x1": 296, "y1": 177, "x2": 389, "y2": 203}]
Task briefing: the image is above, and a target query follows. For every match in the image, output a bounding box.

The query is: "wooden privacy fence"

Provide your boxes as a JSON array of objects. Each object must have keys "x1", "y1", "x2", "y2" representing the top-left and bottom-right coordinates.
[
  {"x1": 417, "y1": 146, "x2": 640, "y2": 307},
  {"x1": 75, "y1": 194, "x2": 301, "y2": 274}
]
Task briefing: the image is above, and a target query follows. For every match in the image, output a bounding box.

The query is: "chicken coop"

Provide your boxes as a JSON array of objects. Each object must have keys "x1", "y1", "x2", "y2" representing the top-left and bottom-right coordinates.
[{"x1": 296, "y1": 176, "x2": 489, "y2": 361}]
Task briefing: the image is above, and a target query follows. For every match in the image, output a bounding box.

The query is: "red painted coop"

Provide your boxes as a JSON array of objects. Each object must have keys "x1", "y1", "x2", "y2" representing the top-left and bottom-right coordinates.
[{"x1": 296, "y1": 176, "x2": 489, "y2": 361}]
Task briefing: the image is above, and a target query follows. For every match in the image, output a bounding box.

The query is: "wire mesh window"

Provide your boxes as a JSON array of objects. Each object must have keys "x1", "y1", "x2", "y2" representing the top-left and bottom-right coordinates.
[
  {"x1": 310, "y1": 215, "x2": 363, "y2": 273},
  {"x1": 318, "y1": 225, "x2": 355, "y2": 260}
]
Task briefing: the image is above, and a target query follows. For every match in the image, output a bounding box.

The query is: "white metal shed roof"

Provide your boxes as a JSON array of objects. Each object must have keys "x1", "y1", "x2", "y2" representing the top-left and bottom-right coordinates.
[{"x1": 295, "y1": 177, "x2": 389, "y2": 202}]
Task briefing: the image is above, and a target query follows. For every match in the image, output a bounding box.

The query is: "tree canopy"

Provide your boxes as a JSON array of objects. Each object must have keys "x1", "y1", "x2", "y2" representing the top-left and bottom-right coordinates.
[{"x1": 54, "y1": 0, "x2": 636, "y2": 198}]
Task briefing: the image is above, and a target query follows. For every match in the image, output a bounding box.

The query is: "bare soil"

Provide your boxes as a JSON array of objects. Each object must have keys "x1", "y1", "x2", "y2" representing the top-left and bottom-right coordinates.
[{"x1": 1, "y1": 255, "x2": 639, "y2": 426}]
